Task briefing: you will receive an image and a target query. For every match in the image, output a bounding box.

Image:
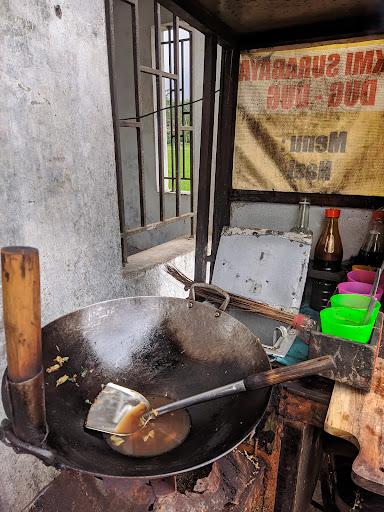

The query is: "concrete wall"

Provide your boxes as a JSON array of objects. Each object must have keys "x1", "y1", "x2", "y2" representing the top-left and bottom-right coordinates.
[
  {"x1": 230, "y1": 202, "x2": 371, "y2": 260},
  {"x1": 0, "y1": 1, "x2": 194, "y2": 510}
]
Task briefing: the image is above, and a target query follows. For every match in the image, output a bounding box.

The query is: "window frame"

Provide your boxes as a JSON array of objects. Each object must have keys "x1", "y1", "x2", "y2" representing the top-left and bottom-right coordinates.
[
  {"x1": 152, "y1": 22, "x2": 194, "y2": 196},
  {"x1": 106, "y1": 0, "x2": 196, "y2": 262}
]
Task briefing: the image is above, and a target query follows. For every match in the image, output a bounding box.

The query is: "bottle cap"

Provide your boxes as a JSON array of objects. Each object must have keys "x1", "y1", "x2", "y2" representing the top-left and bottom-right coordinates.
[
  {"x1": 325, "y1": 208, "x2": 340, "y2": 218},
  {"x1": 372, "y1": 210, "x2": 384, "y2": 220}
]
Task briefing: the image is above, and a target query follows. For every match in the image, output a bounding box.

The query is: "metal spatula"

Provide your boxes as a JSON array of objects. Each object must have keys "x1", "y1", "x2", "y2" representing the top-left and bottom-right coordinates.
[
  {"x1": 85, "y1": 355, "x2": 335, "y2": 436},
  {"x1": 362, "y1": 260, "x2": 384, "y2": 325}
]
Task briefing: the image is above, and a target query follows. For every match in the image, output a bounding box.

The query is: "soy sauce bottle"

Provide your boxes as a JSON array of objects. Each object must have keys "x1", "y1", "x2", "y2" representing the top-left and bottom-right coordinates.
[
  {"x1": 314, "y1": 208, "x2": 343, "y2": 271},
  {"x1": 357, "y1": 210, "x2": 384, "y2": 268},
  {"x1": 310, "y1": 209, "x2": 343, "y2": 311}
]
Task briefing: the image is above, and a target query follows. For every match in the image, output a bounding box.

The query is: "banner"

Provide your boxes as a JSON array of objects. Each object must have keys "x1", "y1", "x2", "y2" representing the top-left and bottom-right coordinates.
[{"x1": 233, "y1": 40, "x2": 384, "y2": 196}]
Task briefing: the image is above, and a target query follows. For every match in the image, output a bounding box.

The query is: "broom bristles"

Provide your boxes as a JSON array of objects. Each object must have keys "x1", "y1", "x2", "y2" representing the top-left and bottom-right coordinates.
[{"x1": 165, "y1": 264, "x2": 296, "y2": 325}]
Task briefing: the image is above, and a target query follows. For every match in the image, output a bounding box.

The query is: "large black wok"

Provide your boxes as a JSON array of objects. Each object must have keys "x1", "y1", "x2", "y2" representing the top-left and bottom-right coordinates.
[
  {"x1": 39, "y1": 293, "x2": 272, "y2": 478},
  {"x1": 1, "y1": 249, "x2": 333, "y2": 482}
]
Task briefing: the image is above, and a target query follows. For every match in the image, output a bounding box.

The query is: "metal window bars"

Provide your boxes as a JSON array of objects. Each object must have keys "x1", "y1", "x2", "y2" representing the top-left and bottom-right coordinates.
[
  {"x1": 106, "y1": 0, "x2": 195, "y2": 261},
  {"x1": 161, "y1": 26, "x2": 193, "y2": 196}
]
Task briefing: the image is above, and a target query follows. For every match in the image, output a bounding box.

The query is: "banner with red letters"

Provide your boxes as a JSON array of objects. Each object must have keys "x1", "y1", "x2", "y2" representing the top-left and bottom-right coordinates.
[{"x1": 233, "y1": 39, "x2": 384, "y2": 196}]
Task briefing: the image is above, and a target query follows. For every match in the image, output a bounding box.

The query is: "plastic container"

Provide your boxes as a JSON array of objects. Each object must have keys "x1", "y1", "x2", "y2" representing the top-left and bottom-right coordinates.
[
  {"x1": 320, "y1": 305, "x2": 379, "y2": 343},
  {"x1": 352, "y1": 264, "x2": 375, "y2": 272},
  {"x1": 330, "y1": 293, "x2": 380, "y2": 310},
  {"x1": 347, "y1": 269, "x2": 384, "y2": 287},
  {"x1": 337, "y1": 281, "x2": 383, "y2": 301}
]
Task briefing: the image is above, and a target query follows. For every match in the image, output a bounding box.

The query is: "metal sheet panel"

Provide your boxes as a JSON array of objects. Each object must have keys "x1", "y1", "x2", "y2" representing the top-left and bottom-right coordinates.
[{"x1": 212, "y1": 227, "x2": 311, "y2": 313}]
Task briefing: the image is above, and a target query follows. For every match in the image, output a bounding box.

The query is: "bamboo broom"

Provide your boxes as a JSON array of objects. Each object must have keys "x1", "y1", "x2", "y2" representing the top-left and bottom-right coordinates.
[{"x1": 165, "y1": 264, "x2": 315, "y2": 331}]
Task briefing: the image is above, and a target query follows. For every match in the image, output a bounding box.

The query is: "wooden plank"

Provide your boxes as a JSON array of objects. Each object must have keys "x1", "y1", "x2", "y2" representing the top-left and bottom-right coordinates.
[
  {"x1": 158, "y1": 0, "x2": 380, "y2": 49},
  {"x1": 325, "y1": 357, "x2": 384, "y2": 496},
  {"x1": 124, "y1": 212, "x2": 195, "y2": 236},
  {"x1": 309, "y1": 313, "x2": 382, "y2": 391},
  {"x1": 274, "y1": 422, "x2": 302, "y2": 512},
  {"x1": 292, "y1": 424, "x2": 323, "y2": 512},
  {"x1": 309, "y1": 333, "x2": 376, "y2": 390},
  {"x1": 273, "y1": 381, "x2": 331, "y2": 511},
  {"x1": 274, "y1": 421, "x2": 323, "y2": 512},
  {"x1": 189, "y1": 30, "x2": 194, "y2": 236},
  {"x1": 119, "y1": 120, "x2": 141, "y2": 128},
  {"x1": 156, "y1": 0, "x2": 237, "y2": 47},
  {"x1": 239, "y1": 15, "x2": 383, "y2": 50},
  {"x1": 131, "y1": 0, "x2": 146, "y2": 228},
  {"x1": 140, "y1": 65, "x2": 178, "y2": 80},
  {"x1": 173, "y1": 14, "x2": 181, "y2": 217},
  {"x1": 230, "y1": 190, "x2": 384, "y2": 210},
  {"x1": 210, "y1": 47, "x2": 239, "y2": 279},
  {"x1": 104, "y1": 0, "x2": 127, "y2": 261},
  {"x1": 253, "y1": 389, "x2": 283, "y2": 512},
  {"x1": 153, "y1": 3, "x2": 165, "y2": 222},
  {"x1": 194, "y1": 34, "x2": 217, "y2": 282},
  {"x1": 270, "y1": 381, "x2": 327, "y2": 512},
  {"x1": 251, "y1": 381, "x2": 333, "y2": 511},
  {"x1": 278, "y1": 388, "x2": 330, "y2": 428}
]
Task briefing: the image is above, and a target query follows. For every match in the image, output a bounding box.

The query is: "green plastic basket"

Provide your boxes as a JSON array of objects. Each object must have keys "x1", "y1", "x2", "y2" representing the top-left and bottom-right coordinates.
[
  {"x1": 320, "y1": 303, "x2": 380, "y2": 343},
  {"x1": 330, "y1": 293, "x2": 381, "y2": 311}
]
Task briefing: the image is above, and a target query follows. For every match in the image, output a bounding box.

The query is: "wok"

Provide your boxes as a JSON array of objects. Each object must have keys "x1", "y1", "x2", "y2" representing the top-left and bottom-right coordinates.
[
  {"x1": 1, "y1": 262, "x2": 330, "y2": 480},
  {"x1": 38, "y1": 292, "x2": 272, "y2": 478}
]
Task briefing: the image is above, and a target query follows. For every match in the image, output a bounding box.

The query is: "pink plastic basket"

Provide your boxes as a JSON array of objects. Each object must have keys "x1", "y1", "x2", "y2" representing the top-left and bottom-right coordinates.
[
  {"x1": 337, "y1": 280, "x2": 383, "y2": 301},
  {"x1": 347, "y1": 269, "x2": 384, "y2": 287}
]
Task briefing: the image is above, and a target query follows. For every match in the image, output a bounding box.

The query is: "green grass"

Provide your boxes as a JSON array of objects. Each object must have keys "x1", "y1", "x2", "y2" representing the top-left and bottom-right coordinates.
[{"x1": 167, "y1": 143, "x2": 191, "y2": 192}]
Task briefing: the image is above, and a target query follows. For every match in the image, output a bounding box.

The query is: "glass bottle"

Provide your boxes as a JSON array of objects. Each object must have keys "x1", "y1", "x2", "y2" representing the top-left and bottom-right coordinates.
[
  {"x1": 314, "y1": 208, "x2": 343, "y2": 271},
  {"x1": 291, "y1": 197, "x2": 312, "y2": 235},
  {"x1": 310, "y1": 209, "x2": 343, "y2": 311},
  {"x1": 357, "y1": 210, "x2": 384, "y2": 267}
]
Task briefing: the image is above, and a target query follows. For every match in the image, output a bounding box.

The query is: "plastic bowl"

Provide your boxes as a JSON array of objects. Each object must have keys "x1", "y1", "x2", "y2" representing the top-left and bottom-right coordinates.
[
  {"x1": 320, "y1": 306, "x2": 378, "y2": 343},
  {"x1": 347, "y1": 269, "x2": 384, "y2": 287},
  {"x1": 330, "y1": 293, "x2": 381, "y2": 310},
  {"x1": 352, "y1": 265, "x2": 375, "y2": 272},
  {"x1": 337, "y1": 281, "x2": 383, "y2": 301}
]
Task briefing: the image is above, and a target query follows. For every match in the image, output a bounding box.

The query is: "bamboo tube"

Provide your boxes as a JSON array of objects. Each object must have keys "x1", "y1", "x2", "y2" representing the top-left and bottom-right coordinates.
[{"x1": 1, "y1": 247, "x2": 42, "y2": 383}]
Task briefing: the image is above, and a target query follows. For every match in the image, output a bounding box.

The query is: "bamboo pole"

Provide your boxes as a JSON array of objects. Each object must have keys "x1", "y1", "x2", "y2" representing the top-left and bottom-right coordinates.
[
  {"x1": 1, "y1": 246, "x2": 42, "y2": 383},
  {"x1": 1, "y1": 246, "x2": 46, "y2": 443}
]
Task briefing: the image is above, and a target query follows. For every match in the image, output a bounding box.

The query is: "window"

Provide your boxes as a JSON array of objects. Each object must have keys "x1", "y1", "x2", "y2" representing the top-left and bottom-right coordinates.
[
  {"x1": 109, "y1": 0, "x2": 202, "y2": 260},
  {"x1": 160, "y1": 26, "x2": 193, "y2": 194}
]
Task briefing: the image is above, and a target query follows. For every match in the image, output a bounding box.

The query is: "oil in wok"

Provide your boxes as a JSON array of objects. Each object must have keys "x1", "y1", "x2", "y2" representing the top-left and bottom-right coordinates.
[{"x1": 105, "y1": 395, "x2": 191, "y2": 457}]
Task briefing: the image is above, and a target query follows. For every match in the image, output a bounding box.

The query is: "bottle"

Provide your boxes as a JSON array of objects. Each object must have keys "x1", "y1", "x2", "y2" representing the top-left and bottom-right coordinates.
[
  {"x1": 291, "y1": 198, "x2": 313, "y2": 235},
  {"x1": 310, "y1": 209, "x2": 343, "y2": 311},
  {"x1": 313, "y1": 209, "x2": 343, "y2": 271},
  {"x1": 357, "y1": 210, "x2": 384, "y2": 268}
]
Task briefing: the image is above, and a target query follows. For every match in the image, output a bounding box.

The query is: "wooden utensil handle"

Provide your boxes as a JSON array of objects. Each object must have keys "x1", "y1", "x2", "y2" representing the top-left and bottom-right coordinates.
[
  {"x1": 1, "y1": 247, "x2": 42, "y2": 383},
  {"x1": 244, "y1": 355, "x2": 335, "y2": 390}
]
